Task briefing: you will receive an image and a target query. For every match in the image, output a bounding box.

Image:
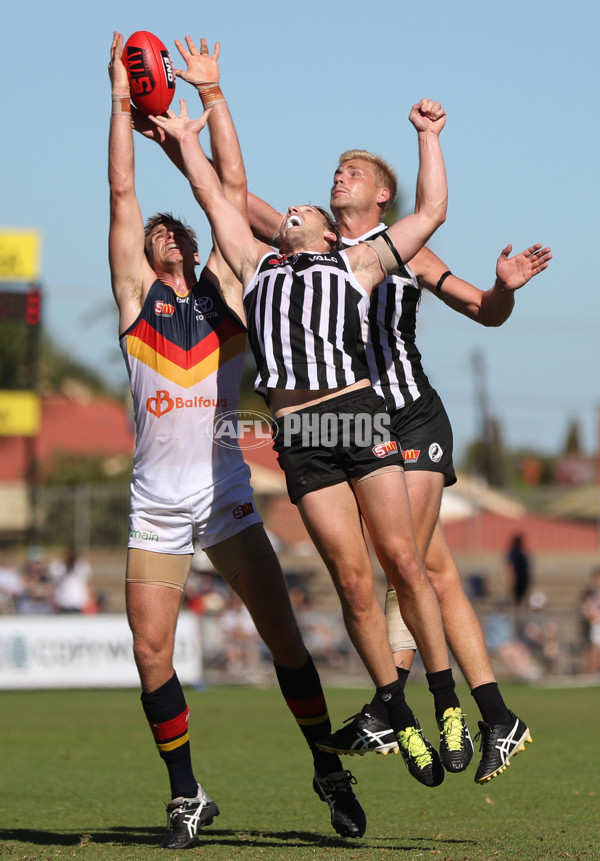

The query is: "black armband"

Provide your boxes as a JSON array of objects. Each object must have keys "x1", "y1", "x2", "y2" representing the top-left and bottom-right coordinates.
[{"x1": 435, "y1": 270, "x2": 452, "y2": 294}]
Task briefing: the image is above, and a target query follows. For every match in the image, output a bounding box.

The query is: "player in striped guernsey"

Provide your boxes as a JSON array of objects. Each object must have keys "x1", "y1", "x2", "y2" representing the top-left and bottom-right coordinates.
[
  {"x1": 109, "y1": 32, "x2": 366, "y2": 847},
  {"x1": 243, "y1": 223, "x2": 370, "y2": 398},
  {"x1": 153, "y1": 93, "x2": 464, "y2": 790},
  {"x1": 321, "y1": 151, "x2": 546, "y2": 781},
  {"x1": 248, "y1": 151, "x2": 547, "y2": 781}
]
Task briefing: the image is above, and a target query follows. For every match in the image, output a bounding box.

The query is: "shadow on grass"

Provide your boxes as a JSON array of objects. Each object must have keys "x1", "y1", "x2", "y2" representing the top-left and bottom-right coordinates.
[{"x1": 1, "y1": 827, "x2": 478, "y2": 852}]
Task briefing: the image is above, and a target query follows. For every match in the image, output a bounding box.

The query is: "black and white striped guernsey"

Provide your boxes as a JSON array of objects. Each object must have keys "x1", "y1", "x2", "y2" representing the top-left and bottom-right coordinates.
[
  {"x1": 243, "y1": 250, "x2": 371, "y2": 399},
  {"x1": 342, "y1": 225, "x2": 432, "y2": 412}
]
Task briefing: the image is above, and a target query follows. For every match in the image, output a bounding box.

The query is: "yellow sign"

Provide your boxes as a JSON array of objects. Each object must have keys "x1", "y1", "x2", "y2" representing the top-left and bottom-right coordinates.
[
  {"x1": 0, "y1": 391, "x2": 41, "y2": 436},
  {"x1": 0, "y1": 230, "x2": 42, "y2": 281}
]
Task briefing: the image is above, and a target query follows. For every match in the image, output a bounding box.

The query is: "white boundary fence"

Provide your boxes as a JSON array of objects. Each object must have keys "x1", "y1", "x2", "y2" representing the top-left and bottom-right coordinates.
[{"x1": 0, "y1": 613, "x2": 203, "y2": 689}]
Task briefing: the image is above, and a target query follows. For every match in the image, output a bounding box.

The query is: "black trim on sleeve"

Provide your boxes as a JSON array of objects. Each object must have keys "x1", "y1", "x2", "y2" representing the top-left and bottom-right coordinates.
[{"x1": 379, "y1": 232, "x2": 404, "y2": 270}]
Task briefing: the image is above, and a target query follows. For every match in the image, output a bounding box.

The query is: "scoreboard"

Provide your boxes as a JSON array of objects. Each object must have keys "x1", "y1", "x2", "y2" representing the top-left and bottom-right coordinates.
[{"x1": 0, "y1": 287, "x2": 41, "y2": 325}]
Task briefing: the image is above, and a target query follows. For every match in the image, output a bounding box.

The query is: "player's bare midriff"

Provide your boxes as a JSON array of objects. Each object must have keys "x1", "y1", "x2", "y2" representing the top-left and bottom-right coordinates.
[{"x1": 269, "y1": 379, "x2": 371, "y2": 419}]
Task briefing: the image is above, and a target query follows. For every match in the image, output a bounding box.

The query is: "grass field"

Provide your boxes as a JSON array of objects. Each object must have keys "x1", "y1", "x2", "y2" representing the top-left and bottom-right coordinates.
[{"x1": 1, "y1": 680, "x2": 598, "y2": 860}]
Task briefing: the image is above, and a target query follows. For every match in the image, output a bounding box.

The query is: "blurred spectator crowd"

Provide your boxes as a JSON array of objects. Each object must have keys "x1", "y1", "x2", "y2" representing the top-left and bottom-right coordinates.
[
  {"x1": 183, "y1": 549, "x2": 355, "y2": 682},
  {"x1": 0, "y1": 547, "x2": 100, "y2": 615},
  {"x1": 2, "y1": 543, "x2": 599, "y2": 683}
]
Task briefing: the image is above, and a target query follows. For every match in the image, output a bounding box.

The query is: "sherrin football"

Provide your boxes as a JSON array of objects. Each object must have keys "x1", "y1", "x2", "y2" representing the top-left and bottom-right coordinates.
[{"x1": 123, "y1": 31, "x2": 176, "y2": 116}]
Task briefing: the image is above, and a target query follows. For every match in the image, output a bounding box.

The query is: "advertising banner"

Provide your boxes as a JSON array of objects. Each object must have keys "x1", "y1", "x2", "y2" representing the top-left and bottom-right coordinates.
[
  {"x1": 0, "y1": 231, "x2": 42, "y2": 282},
  {"x1": 0, "y1": 613, "x2": 203, "y2": 689}
]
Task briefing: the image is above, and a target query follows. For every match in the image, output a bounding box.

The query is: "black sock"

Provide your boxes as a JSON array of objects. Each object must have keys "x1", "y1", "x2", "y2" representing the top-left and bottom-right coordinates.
[
  {"x1": 471, "y1": 682, "x2": 511, "y2": 726},
  {"x1": 369, "y1": 667, "x2": 410, "y2": 721},
  {"x1": 376, "y1": 678, "x2": 415, "y2": 733},
  {"x1": 426, "y1": 668, "x2": 460, "y2": 721},
  {"x1": 396, "y1": 666, "x2": 411, "y2": 688},
  {"x1": 141, "y1": 672, "x2": 197, "y2": 799},
  {"x1": 274, "y1": 654, "x2": 343, "y2": 777}
]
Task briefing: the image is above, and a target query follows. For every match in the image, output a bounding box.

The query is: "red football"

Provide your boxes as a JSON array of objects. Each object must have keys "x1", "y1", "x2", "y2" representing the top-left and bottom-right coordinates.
[{"x1": 123, "y1": 31, "x2": 176, "y2": 116}]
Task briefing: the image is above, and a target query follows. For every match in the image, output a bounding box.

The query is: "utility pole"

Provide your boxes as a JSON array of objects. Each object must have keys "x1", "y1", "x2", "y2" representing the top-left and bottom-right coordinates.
[{"x1": 470, "y1": 348, "x2": 496, "y2": 483}]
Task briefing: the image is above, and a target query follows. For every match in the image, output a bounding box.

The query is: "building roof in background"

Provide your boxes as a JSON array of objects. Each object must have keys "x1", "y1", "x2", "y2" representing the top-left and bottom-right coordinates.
[
  {"x1": 440, "y1": 474, "x2": 526, "y2": 522},
  {"x1": 238, "y1": 435, "x2": 600, "y2": 553},
  {"x1": 2, "y1": 404, "x2": 597, "y2": 554},
  {"x1": 443, "y1": 509, "x2": 599, "y2": 554},
  {"x1": 0, "y1": 394, "x2": 134, "y2": 481},
  {"x1": 544, "y1": 484, "x2": 600, "y2": 522}
]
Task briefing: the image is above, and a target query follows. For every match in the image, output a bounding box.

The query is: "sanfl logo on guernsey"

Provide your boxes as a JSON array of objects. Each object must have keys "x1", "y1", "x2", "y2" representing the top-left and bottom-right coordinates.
[
  {"x1": 154, "y1": 300, "x2": 175, "y2": 317},
  {"x1": 147, "y1": 390, "x2": 174, "y2": 417}
]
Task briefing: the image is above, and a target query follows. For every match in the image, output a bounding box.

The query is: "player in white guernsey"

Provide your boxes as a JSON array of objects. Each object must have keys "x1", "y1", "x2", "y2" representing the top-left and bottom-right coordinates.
[
  {"x1": 109, "y1": 33, "x2": 366, "y2": 847},
  {"x1": 152, "y1": 93, "x2": 465, "y2": 790},
  {"x1": 249, "y1": 152, "x2": 549, "y2": 782}
]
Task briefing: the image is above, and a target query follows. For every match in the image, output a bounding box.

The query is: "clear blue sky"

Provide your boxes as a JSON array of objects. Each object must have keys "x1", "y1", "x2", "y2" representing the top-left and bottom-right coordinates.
[{"x1": 3, "y1": 0, "x2": 599, "y2": 462}]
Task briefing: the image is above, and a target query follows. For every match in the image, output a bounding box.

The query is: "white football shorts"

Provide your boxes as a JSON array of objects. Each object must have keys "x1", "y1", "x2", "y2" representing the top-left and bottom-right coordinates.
[{"x1": 128, "y1": 465, "x2": 262, "y2": 555}]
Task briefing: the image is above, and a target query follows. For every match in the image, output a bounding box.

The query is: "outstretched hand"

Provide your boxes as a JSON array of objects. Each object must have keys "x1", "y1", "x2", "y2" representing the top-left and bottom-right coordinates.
[
  {"x1": 409, "y1": 98, "x2": 446, "y2": 135},
  {"x1": 132, "y1": 105, "x2": 167, "y2": 142},
  {"x1": 109, "y1": 31, "x2": 130, "y2": 95},
  {"x1": 496, "y1": 243, "x2": 553, "y2": 291},
  {"x1": 150, "y1": 99, "x2": 213, "y2": 142},
  {"x1": 173, "y1": 36, "x2": 220, "y2": 87}
]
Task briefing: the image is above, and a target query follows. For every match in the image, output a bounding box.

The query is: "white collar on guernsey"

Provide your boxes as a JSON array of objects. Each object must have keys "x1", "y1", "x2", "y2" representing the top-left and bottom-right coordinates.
[{"x1": 341, "y1": 223, "x2": 387, "y2": 247}]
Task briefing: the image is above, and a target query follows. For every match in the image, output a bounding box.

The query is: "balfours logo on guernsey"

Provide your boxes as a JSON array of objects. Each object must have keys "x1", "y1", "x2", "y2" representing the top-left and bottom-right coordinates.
[
  {"x1": 210, "y1": 410, "x2": 276, "y2": 450},
  {"x1": 372, "y1": 440, "x2": 399, "y2": 458},
  {"x1": 146, "y1": 390, "x2": 228, "y2": 418},
  {"x1": 233, "y1": 502, "x2": 255, "y2": 520},
  {"x1": 402, "y1": 449, "x2": 421, "y2": 464},
  {"x1": 154, "y1": 300, "x2": 175, "y2": 317}
]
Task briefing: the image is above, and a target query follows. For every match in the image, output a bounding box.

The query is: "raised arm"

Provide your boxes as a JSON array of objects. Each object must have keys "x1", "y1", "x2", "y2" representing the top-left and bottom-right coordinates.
[
  {"x1": 132, "y1": 36, "x2": 250, "y2": 317},
  {"x1": 171, "y1": 36, "x2": 250, "y2": 318},
  {"x1": 247, "y1": 192, "x2": 283, "y2": 244},
  {"x1": 410, "y1": 242, "x2": 552, "y2": 326},
  {"x1": 347, "y1": 98, "x2": 447, "y2": 293},
  {"x1": 151, "y1": 102, "x2": 268, "y2": 287},
  {"x1": 173, "y1": 37, "x2": 248, "y2": 217},
  {"x1": 386, "y1": 99, "x2": 447, "y2": 261},
  {"x1": 108, "y1": 31, "x2": 155, "y2": 332},
  {"x1": 132, "y1": 38, "x2": 246, "y2": 211}
]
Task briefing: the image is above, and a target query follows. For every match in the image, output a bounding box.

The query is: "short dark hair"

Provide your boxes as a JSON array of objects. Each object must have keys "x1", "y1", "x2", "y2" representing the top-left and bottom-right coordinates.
[
  {"x1": 313, "y1": 205, "x2": 341, "y2": 251},
  {"x1": 143, "y1": 212, "x2": 198, "y2": 261}
]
